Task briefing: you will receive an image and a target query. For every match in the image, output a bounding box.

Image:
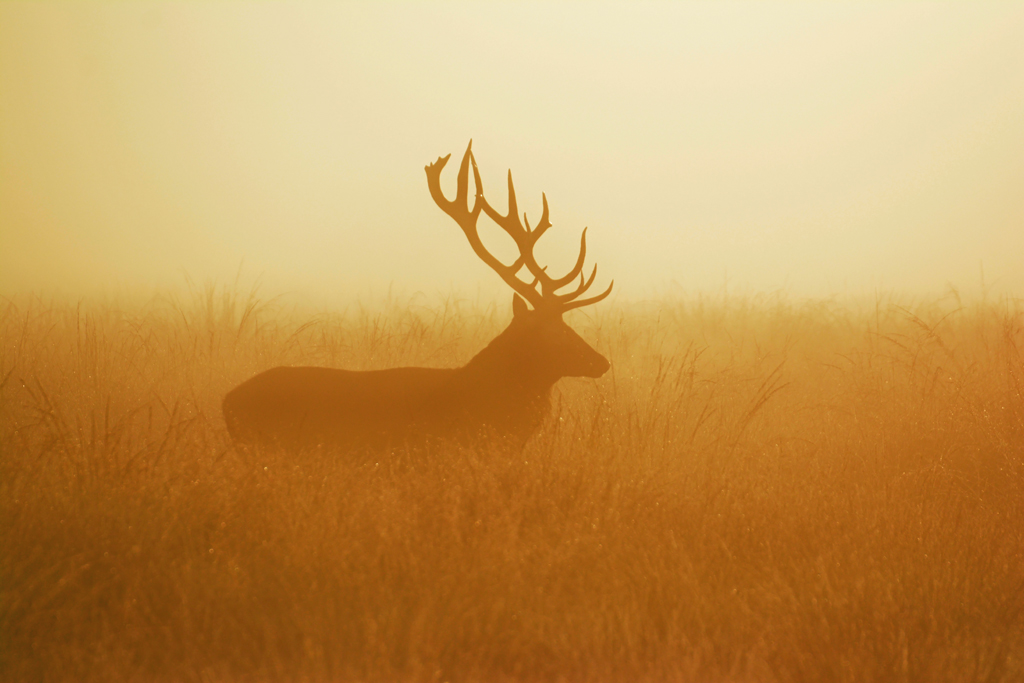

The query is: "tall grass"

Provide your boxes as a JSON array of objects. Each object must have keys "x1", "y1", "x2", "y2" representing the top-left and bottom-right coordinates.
[{"x1": 2, "y1": 286, "x2": 1023, "y2": 682}]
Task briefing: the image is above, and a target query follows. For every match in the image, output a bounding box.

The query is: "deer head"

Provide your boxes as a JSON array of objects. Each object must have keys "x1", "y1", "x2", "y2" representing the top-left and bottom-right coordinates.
[
  {"x1": 501, "y1": 293, "x2": 609, "y2": 380},
  {"x1": 425, "y1": 141, "x2": 613, "y2": 383}
]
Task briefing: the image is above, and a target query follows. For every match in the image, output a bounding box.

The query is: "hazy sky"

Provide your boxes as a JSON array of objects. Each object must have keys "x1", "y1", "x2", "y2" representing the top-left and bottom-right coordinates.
[{"x1": 2, "y1": 2, "x2": 1022, "y2": 303}]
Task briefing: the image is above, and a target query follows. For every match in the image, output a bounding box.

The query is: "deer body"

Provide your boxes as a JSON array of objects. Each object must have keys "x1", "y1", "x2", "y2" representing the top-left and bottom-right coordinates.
[{"x1": 224, "y1": 142, "x2": 613, "y2": 452}]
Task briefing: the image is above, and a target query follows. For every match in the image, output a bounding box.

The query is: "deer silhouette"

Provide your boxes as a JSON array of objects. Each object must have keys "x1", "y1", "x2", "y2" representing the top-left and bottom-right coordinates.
[{"x1": 223, "y1": 142, "x2": 613, "y2": 452}]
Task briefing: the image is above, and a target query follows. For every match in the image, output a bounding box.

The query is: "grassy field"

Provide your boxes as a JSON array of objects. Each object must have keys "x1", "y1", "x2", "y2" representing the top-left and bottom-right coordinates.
[{"x1": 2, "y1": 286, "x2": 1023, "y2": 682}]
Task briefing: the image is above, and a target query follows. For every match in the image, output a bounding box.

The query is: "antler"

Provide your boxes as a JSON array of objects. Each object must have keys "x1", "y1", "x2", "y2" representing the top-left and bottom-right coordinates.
[{"x1": 425, "y1": 141, "x2": 613, "y2": 314}]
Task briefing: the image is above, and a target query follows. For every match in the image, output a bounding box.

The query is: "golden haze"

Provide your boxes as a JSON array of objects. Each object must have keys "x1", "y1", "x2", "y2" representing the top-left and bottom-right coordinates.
[
  {"x1": 1, "y1": 3, "x2": 1023, "y2": 300},
  {"x1": 3, "y1": 3, "x2": 1024, "y2": 681}
]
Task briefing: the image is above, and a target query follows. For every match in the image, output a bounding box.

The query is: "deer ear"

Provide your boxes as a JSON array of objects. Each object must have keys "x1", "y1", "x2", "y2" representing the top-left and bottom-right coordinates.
[{"x1": 512, "y1": 294, "x2": 529, "y2": 318}]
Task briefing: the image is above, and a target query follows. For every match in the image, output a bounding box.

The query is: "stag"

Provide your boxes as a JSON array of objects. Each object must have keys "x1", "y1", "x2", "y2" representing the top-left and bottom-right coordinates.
[{"x1": 223, "y1": 141, "x2": 613, "y2": 452}]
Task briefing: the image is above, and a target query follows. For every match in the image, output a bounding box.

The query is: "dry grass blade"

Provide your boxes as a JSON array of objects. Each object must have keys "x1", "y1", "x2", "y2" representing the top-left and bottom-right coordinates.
[{"x1": 1, "y1": 290, "x2": 1023, "y2": 682}]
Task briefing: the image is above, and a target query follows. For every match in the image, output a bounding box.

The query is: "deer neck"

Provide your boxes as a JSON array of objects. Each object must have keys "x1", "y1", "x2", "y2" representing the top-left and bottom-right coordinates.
[{"x1": 460, "y1": 330, "x2": 558, "y2": 399}]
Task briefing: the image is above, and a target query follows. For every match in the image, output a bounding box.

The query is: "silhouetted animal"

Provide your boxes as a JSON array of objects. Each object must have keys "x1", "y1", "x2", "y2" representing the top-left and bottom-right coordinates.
[{"x1": 223, "y1": 141, "x2": 613, "y2": 452}]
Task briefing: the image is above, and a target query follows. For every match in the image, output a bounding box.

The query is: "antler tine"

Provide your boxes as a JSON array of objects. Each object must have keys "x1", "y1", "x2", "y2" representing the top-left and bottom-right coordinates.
[
  {"x1": 551, "y1": 263, "x2": 598, "y2": 303},
  {"x1": 530, "y1": 194, "x2": 552, "y2": 242},
  {"x1": 479, "y1": 172, "x2": 527, "y2": 243},
  {"x1": 426, "y1": 141, "x2": 544, "y2": 309},
  {"x1": 542, "y1": 227, "x2": 589, "y2": 291},
  {"x1": 425, "y1": 152, "x2": 454, "y2": 208},
  {"x1": 468, "y1": 149, "x2": 483, "y2": 198},
  {"x1": 560, "y1": 279, "x2": 614, "y2": 312},
  {"x1": 456, "y1": 141, "x2": 474, "y2": 207},
  {"x1": 505, "y1": 171, "x2": 521, "y2": 234}
]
